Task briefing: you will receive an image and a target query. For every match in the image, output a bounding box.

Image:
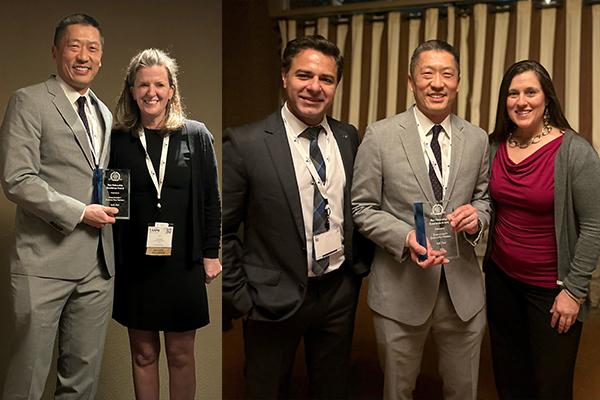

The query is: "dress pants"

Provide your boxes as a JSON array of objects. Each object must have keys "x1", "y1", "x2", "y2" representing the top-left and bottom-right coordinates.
[
  {"x1": 243, "y1": 267, "x2": 361, "y2": 400},
  {"x1": 373, "y1": 274, "x2": 486, "y2": 400},
  {"x1": 485, "y1": 262, "x2": 582, "y2": 400},
  {"x1": 3, "y1": 259, "x2": 114, "y2": 400}
]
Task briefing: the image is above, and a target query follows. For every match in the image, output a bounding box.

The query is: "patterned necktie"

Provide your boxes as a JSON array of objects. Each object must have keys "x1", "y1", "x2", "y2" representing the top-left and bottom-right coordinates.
[
  {"x1": 429, "y1": 124, "x2": 443, "y2": 202},
  {"x1": 77, "y1": 96, "x2": 96, "y2": 161},
  {"x1": 78, "y1": 96, "x2": 102, "y2": 205},
  {"x1": 302, "y1": 125, "x2": 329, "y2": 275}
]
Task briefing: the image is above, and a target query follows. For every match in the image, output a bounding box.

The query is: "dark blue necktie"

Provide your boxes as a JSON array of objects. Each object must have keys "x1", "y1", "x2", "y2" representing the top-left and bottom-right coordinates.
[
  {"x1": 302, "y1": 126, "x2": 329, "y2": 275},
  {"x1": 429, "y1": 124, "x2": 443, "y2": 202}
]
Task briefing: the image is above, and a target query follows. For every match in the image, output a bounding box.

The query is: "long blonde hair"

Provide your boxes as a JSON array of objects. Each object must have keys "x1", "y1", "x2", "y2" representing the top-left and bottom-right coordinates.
[{"x1": 114, "y1": 48, "x2": 185, "y2": 133}]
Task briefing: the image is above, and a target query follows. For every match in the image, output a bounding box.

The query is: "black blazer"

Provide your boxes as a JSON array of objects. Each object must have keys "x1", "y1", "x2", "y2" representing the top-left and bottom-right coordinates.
[
  {"x1": 222, "y1": 110, "x2": 372, "y2": 323},
  {"x1": 182, "y1": 120, "x2": 221, "y2": 261}
]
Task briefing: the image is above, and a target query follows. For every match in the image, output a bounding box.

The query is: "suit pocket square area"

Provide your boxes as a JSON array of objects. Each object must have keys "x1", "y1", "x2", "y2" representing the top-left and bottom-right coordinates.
[{"x1": 244, "y1": 264, "x2": 281, "y2": 286}]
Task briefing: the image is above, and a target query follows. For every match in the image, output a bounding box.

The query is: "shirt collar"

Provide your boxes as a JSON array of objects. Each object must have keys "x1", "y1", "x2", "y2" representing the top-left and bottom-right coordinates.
[
  {"x1": 55, "y1": 75, "x2": 91, "y2": 106},
  {"x1": 282, "y1": 102, "x2": 331, "y2": 138},
  {"x1": 413, "y1": 105, "x2": 452, "y2": 138}
]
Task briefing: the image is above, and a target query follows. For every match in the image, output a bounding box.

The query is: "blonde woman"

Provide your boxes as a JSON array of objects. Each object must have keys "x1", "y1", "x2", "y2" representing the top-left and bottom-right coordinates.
[{"x1": 111, "y1": 48, "x2": 221, "y2": 399}]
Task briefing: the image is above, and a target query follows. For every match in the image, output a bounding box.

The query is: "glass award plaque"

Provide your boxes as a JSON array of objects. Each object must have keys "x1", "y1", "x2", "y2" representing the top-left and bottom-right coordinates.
[
  {"x1": 413, "y1": 202, "x2": 459, "y2": 260},
  {"x1": 102, "y1": 169, "x2": 130, "y2": 220}
]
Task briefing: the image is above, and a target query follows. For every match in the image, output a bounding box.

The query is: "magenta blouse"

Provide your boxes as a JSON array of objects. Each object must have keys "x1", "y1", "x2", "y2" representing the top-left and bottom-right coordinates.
[{"x1": 489, "y1": 135, "x2": 563, "y2": 288}]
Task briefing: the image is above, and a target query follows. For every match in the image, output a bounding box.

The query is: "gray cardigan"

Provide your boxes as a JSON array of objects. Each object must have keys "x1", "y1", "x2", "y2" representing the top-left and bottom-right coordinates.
[{"x1": 484, "y1": 130, "x2": 600, "y2": 320}]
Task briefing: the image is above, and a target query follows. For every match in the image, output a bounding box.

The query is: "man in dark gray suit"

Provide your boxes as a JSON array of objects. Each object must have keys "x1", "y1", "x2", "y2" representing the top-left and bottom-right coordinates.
[
  {"x1": 223, "y1": 35, "x2": 370, "y2": 399},
  {"x1": 0, "y1": 14, "x2": 117, "y2": 399},
  {"x1": 352, "y1": 40, "x2": 491, "y2": 400}
]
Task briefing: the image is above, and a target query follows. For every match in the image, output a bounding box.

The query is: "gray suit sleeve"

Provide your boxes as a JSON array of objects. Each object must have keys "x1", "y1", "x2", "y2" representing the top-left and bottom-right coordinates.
[
  {"x1": 465, "y1": 132, "x2": 492, "y2": 245},
  {"x1": 351, "y1": 124, "x2": 413, "y2": 263},
  {"x1": 0, "y1": 91, "x2": 86, "y2": 234}
]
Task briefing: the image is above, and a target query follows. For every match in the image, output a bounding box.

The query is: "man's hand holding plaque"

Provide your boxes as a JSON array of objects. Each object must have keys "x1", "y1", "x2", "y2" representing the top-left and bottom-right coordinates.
[
  {"x1": 412, "y1": 202, "x2": 460, "y2": 265},
  {"x1": 447, "y1": 204, "x2": 480, "y2": 235},
  {"x1": 406, "y1": 230, "x2": 449, "y2": 269}
]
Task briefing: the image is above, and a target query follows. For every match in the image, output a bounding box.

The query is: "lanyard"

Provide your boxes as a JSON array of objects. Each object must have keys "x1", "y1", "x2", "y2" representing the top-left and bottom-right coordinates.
[
  {"x1": 288, "y1": 128, "x2": 331, "y2": 201},
  {"x1": 86, "y1": 130, "x2": 98, "y2": 168},
  {"x1": 138, "y1": 127, "x2": 170, "y2": 208}
]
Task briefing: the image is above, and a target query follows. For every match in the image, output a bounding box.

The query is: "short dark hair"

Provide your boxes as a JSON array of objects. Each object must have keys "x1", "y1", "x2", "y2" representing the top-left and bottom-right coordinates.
[
  {"x1": 281, "y1": 35, "x2": 344, "y2": 81},
  {"x1": 53, "y1": 14, "x2": 103, "y2": 47},
  {"x1": 409, "y1": 39, "x2": 460, "y2": 77},
  {"x1": 490, "y1": 60, "x2": 572, "y2": 143}
]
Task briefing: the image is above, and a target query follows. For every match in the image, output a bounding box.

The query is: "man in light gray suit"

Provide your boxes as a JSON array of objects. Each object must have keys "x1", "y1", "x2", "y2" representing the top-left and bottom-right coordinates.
[
  {"x1": 352, "y1": 40, "x2": 491, "y2": 400},
  {"x1": 0, "y1": 14, "x2": 117, "y2": 399}
]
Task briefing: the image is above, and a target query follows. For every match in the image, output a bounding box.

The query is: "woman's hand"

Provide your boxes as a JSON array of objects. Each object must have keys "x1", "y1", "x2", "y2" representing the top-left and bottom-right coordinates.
[
  {"x1": 550, "y1": 290, "x2": 580, "y2": 334},
  {"x1": 203, "y1": 257, "x2": 222, "y2": 284}
]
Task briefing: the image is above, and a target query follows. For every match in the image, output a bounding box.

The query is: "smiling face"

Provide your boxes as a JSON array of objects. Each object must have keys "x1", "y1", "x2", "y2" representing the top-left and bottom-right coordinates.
[
  {"x1": 408, "y1": 50, "x2": 459, "y2": 123},
  {"x1": 131, "y1": 65, "x2": 174, "y2": 128},
  {"x1": 282, "y1": 48, "x2": 338, "y2": 126},
  {"x1": 52, "y1": 24, "x2": 103, "y2": 94},
  {"x1": 506, "y1": 70, "x2": 546, "y2": 135}
]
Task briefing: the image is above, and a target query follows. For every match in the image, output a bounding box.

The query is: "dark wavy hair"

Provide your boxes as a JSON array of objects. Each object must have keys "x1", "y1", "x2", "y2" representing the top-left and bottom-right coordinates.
[
  {"x1": 281, "y1": 35, "x2": 343, "y2": 81},
  {"x1": 489, "y1": 60, "x2": 572, "y2": 143}
]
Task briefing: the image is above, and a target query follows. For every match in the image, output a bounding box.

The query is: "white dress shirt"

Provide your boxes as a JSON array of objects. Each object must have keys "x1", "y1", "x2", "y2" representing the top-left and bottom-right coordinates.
[
  {"x1": 412, "y1": 106, "x2": 482, "y2": 246},
  {"x1": 281, "y1": 103, "x2": 346, "y2": 277},
  {"x1": 56, "y1": 75, "x2": 104, "y2": 165},
  {"x1": 413, "y1": 105, "x2": 452, "y2": 197}
]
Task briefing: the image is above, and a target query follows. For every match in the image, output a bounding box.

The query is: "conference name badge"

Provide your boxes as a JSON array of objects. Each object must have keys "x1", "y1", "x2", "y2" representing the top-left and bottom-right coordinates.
[
  {"x1": 146, "y1": 222, "x2": 174, "y2": 256},
  {"x1": 313, "y1": 227, "x2": 343, "y2": 261}
]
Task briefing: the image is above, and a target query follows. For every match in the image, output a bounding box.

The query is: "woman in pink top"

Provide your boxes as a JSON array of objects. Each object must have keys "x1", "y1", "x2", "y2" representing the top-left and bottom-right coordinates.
[{"x1": 485, "y1": 60, "x2": 600, "y2": 400}]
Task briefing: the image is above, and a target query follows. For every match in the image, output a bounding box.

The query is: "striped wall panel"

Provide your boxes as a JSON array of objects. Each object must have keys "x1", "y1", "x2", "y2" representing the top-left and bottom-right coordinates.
[{"x1": 278, "y1": 0, "x2": 595, "y2": 149}]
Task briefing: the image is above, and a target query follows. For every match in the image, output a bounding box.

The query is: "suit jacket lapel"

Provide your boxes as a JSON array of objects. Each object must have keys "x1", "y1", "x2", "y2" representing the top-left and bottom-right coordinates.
[
  {"x1": 328, "y1": 118, "x2": 353, "y2": 185},
  {"x1": 445, "y1": 114, "x2": 465, "y2": 200},
  {"x1": 89, "y1": 90, "x2": 112, "y2": 168},
  {"x1": 46, "y1": 77, "x2": 95, "y2": 170},
  {"x1": 398, "y1": 109, "x2": 436, "y2": 203},
  {"x1": 263, "y1": 112, "x2": 306, "y2": 242},
  {"x1": 328, "y1": 117, "x2": 354, "y2": 249}
]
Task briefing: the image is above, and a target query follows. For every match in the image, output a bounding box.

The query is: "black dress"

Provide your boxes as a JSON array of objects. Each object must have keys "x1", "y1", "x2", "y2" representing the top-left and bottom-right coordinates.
[{"x1": 111, "y1": 127, "x2": 209, "y2": 331}]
